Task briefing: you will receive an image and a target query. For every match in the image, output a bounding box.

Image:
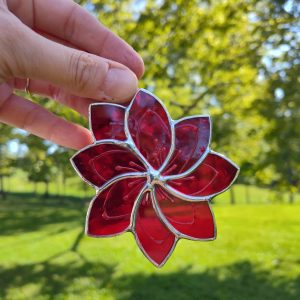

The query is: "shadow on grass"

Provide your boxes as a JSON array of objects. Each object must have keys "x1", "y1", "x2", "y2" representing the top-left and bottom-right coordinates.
[
  {"x1": 2, "y1": 191, "x2": 88, "y2": 204},
  {"x1": 0, "y1": 193, "x2": 86, "y2": 235},
  {"x1": 115, "y1": 262, "x2": 300, "y2": 300},
  {"x1": 0, "y1": 228, "x2": 115, "y2": 298},
  {"x1": 0, "y1": 258, "x2": 299, "y2": 300},
  {"x1": 1, "y1": 194, "x2": 299, "y2": 299},
  {"x1": 0, "y1": 252, "x2": 116, "y2": 299}
]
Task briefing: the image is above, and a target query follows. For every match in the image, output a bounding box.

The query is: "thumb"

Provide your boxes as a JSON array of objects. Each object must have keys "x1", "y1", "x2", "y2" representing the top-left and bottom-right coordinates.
[{"x1": 14, "y1": 25, "x2": 138, "y2": 102}]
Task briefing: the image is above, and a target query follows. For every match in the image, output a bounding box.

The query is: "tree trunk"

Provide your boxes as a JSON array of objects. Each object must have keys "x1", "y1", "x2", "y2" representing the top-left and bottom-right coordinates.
[
  {"x1": 289, "y1": 192, "x2": 294, "y2": 204},
  {"x1": 34, "y1": 182, "x2": 37, "y2": 195},
  {"x1": 245, "y1": 185, "x2": 250, "y2": 204},
  {"x1": 0, "y1": 145, "x2": 5, "y2": 200},
  {"x1": 62, "y1": 177, "x2": 66, "y2": 196},
  {"x1": 84, "y1": 185, "x2": 87, "y2": 198},
  {"x1": 56, "y1": 176, "x2": 60, "y2": 196},
  {"x1": 44, "y1": 182, "x2": 49, "y2": 198},
  {"x1": 0, "y1": 174, "x2": 5, "y2": 200},
  {"x1": 230, "y1": 187, "x2": 235, "y2": 205}
]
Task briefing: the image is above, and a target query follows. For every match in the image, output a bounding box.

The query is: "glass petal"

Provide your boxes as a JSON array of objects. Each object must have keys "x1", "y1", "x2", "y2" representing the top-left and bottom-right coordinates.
[
  {"x1": 167, "y1": 153, "x2": 239, "y2": 198},
  {"x1": 135, "y1": 191, "x2": 176, "y2": 267},
  {"x1": 87, "y1": 177, "x2": 146, "y2": 236},
  {"x1": 162, "y1": 116, "x2": 211, "y2": 176},
  {"x1": 90, "y1": 104, "x2": 126, "y2": 141},
  {"x1": 127, "y1": 89, "x2": 172, "y2": 170},
  {"x1": 155, "y1": 186, "x2": 215, "y2": 239},
  {"x1": 71, "y1": 143, "x2": 146, "y2": 188}
]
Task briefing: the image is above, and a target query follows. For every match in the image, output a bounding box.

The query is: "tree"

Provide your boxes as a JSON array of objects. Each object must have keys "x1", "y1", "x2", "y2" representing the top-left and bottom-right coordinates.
[
  {"x1": 0, "y1": 125, "x2": 14, "y2": 199},
  {"x1": 1, "y1": 0, "x2": 299, "y2": 202},
  {"x1": 49, "y1": 146, "x2": 76, "y2": 196},
  {"x1": 90, "y1": 0, "x2": 276, "y2": 203},
  {"x1": 16, "y1": 135, "x2": 56, "y2": 197},
  {"x1": 254, "y1": 0, "x2": 300, "y2": 201}
]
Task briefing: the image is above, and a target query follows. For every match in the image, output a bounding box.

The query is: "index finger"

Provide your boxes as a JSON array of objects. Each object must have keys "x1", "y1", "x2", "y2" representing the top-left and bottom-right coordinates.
[{"x1": 7, "y1": 0, "x2": 144, "y2": 78}]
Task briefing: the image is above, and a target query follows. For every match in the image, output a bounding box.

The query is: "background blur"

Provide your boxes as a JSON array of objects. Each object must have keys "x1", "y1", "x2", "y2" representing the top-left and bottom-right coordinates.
[{"x1": 0, "y1": 0, "x2": 299, "y2": 299}]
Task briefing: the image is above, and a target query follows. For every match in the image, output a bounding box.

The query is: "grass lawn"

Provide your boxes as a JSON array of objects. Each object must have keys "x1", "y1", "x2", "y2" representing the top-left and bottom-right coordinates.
[
  {"x1": 4, "y1": 171, "x2": 300, "y2": 205},
  {"x1": 0, "y1": 192, "x2": 299, "y2": 300}
]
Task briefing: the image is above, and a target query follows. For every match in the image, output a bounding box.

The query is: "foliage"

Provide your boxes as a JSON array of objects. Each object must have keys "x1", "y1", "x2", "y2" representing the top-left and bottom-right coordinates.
[{"x1": 89, "y1": 0, "x2": 300, "y2": 193}]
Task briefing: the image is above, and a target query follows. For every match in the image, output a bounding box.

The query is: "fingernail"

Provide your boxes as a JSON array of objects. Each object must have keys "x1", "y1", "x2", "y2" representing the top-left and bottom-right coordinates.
[{"x1": 103, "y1": 68, "x2": 138, "y2": 102}]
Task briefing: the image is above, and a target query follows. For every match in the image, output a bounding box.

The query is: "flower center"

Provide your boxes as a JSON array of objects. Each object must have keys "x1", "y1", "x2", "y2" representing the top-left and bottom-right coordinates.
[{"x1": 148, "y1": 169, "x2": 161, "y2": 186}]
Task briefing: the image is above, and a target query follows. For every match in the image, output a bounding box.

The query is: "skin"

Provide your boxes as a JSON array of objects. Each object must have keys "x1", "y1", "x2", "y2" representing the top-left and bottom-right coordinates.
[{"x1": 0, "y1": 0, "x2": 144, "y2": 149}]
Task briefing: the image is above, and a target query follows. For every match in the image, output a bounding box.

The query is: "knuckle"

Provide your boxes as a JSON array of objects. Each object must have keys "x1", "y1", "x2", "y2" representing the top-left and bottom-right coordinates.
[
  {"x1": 63, "y1": 3, "x2": 78, "y2": 40},
  {"x1": 69, "y1": 52, "x2": 107, "y2": 92},
  {"x1": 0, "y1": 12, "x2": 28, "y2": 79},
  {"x1": 0, "y1": 15, "x2": 16, "y2": 80},
  {"x1": 21, "y1": 105, "x2": 41, "y2": 131},
  {"x1": 0, "y1": 83, "x2": 13, "y2": 114}
]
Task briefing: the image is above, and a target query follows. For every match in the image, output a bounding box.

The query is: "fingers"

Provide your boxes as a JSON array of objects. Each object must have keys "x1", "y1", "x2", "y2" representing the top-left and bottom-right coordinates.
[
  {"x1": 0, "y1": 82, "x2": 93, "y2": 149},
  {"x1": 11, "y1": 24, "x2": 138, "y2": 102},
  {"x1": 11, "y1": 78, "x2": 95, "y2": 117},
  {"x1": 7, "y1": 0, "x2": 144, "y2": 78}
]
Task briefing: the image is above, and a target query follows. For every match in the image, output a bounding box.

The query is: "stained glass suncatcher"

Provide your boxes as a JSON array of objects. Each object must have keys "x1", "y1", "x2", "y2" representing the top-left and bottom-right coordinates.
[{"x1": 71, "y1": 89, "x2": 239, "y2": 267}]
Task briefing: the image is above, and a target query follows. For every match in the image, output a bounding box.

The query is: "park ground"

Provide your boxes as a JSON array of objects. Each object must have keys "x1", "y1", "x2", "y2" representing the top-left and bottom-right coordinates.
[{"x1": 0, "y1": 185, "x2": 299, "y2": 300}]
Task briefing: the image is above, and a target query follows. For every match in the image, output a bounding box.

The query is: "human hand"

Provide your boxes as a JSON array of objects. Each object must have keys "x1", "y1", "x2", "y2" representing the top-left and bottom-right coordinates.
[{"x1": 0, "y1": 0, "x2": 144, "y2": 149}]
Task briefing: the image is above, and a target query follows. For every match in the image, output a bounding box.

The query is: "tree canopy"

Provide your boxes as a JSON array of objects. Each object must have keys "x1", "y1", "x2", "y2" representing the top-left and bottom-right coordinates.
[{"x1": 1, "y1": 0, "x2": 299, "y2": 199}]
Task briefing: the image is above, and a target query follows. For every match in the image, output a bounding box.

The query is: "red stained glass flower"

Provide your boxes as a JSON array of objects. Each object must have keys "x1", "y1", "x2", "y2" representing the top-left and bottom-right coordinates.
[{"x1": 71, "y1": 89, "x2": 239, "y2": 267}]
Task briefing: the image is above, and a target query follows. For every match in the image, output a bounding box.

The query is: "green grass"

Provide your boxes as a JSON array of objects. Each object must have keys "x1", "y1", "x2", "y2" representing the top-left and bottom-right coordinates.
[
  {"x1": 3, "y1": 171, "x2": 300, "y2": 205},
  {"x1": 3, "y1": 170, "x2": 93, "y2": 198},
  {"x1": 0, "y1": 192, "x2": 299, "y2": 300}
]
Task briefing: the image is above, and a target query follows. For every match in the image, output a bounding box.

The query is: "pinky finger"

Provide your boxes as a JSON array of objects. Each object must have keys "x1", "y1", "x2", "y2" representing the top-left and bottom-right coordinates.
[{"x1": 0, "y1": 83, "x2": 93, "y2": 150}]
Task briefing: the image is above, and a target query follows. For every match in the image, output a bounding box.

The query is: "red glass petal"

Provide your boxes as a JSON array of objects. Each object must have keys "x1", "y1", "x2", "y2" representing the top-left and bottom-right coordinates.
[
  {"x1": 127, "y1": 90, "x2": 172, "y2": 170},
  {"x1": 135, "y1": 191, "x2": 176, "y2": 266},
  {"x1": 87, "y1": 177, "x2": 146, "y2": 236},
  {"x1": 90, "y1": 104, "x2": 126, "y2": 141},
  {"x1": 162, "y1": 116, "x2": 211, "y2": 176},
  {"x1": 167, "y1": 153, "x2": 239, "y2": 198},
  {"x1": 155, "y1": 186, "x2": 215, "y2": 239},
  {"x1": 72, "y1": 143, "x2": 146, "y2": 188}
]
